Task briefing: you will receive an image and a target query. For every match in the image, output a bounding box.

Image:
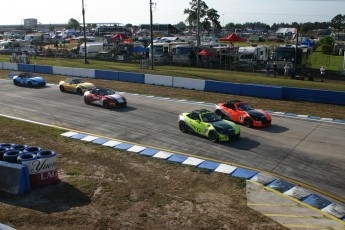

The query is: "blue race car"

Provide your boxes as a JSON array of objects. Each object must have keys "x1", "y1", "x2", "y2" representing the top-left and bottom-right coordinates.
[{"x1": 13, "y1": 72, "x2": 46, "y2": 87}]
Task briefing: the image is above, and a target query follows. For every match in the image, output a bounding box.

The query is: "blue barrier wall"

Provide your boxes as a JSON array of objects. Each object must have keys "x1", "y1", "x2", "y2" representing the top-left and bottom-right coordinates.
[
  {"x1": 204, "y1": 80, "x2": 242, "y2": 95},
  {"x1": 204, "y1": 81, "x2": 283, "y2": 99},
  {"x1": 119, "y1": 72, "x2": 145, "y2": 83},
  {"x1": 241, "y1": 84, "x2": 283, "y2": 99},
  {"x1": 35, "y1": 65, "x2": 54, "y2": 74},
  {"x1": 18, "y1": 64, "x2": 35, "y2": 72},
  {"x1": 95, "y1": 70, "x2": 119, "y2": 80},
  {"x1": 283, "y1": 87, "x2": 345, "y2": 105}
]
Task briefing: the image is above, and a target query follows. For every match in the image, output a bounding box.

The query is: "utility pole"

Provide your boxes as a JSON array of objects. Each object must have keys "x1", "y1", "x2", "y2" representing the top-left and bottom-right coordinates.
[
  {"x1": 150, "y1": 0, "x2": 154, "y2": 70},
  {"x1": 196, "y1": 0, "x2": 200, "y2": 67},
  {"x1": 82, "y1": 0, "x2": 88, "y2": 64}
]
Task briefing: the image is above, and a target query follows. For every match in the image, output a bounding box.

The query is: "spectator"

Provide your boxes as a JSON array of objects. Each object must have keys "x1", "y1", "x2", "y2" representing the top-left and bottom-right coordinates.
[
  {"x1": 22, "y1": 52, "x2": 27, "y2": 64},
  {"x1": 320, "y1": 66, "x2": 326, "y2": 82},
  {"x1": 265, "y1": 62, "x2": 271, "y2": 77},
  {"x1": 11, "y1": 52, "x2": 17, "y2": 63},
  {"x1": 284, "y1": 64, "x2": 289, "y2": 79},
  {"x1": 273, "y1": 62, "x2": 278, "y2": 77}
]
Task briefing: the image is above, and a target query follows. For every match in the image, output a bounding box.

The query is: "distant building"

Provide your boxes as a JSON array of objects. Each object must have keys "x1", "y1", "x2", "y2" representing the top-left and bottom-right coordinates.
[
  {"x1": 24, "y1": 18, "x2": 38, "y2": 28},
  {"x1": 139, "y1": 24, "x2": 180, "y2": 36}
]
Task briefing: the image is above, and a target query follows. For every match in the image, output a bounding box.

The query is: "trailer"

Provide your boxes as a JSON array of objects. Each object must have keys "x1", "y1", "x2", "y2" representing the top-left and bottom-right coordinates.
[{"x1": 79, "y1": 42, "x2": 104, "y2": 58}]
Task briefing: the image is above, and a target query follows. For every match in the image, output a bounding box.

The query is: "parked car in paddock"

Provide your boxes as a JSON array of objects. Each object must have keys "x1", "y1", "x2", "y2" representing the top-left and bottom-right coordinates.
[
  {"x1": 12, "y1": 72, "x2": 46, "y2": 87},
  {"x1": 59, "y1": 78, "x2": 95, "y2": 95},
  {"x1": 215, "y1": 100, "x2": 271, "y2": 127},
  {"x1": 178, "y1": 109, "x2": 240, "y2": 142},
  {"x1": 84, "y1": 87, "x2": 127, "y2": 109}
]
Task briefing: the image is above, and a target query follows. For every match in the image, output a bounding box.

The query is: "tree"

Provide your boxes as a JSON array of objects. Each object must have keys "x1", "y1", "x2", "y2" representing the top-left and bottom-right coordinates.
[
  {"x1": 331, "y1": 14, "x2": 345, "y2": 40},
  {"x1": 66, "y1": 18, "x2": 80, "y2": 30},
  {"x1": 174, "y1": 21, "x2": 187, "y2": 31},
  {"x1": 183, "y1": 0, "x2": 221, "y2": 33}
]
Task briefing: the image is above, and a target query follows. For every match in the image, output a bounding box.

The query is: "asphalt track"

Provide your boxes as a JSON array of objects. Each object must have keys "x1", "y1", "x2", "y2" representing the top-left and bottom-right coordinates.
[{"x1": 0, "y1": 79, "x2": 344, "y2": 202}]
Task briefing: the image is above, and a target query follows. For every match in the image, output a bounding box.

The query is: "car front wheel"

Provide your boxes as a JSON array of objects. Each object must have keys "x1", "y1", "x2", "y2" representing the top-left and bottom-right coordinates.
[
  {"x1": 76, "y1": 88, "x2": 83, "y2": 95},
  {"x1": 84, "y1": 96, "x2": 90, "y2": 105},
  {"x1": 244, "y1": 117, "x2": 253, "y2": 127},
  {"x1": 179, "y1": 121, "x2": 188, "y2": 133},
  {"x1": 103, "y1": 101, "x2": 109, "y2": 109},
  {"x1": 59, "y1": 85, "x2": 65, "y2": 92},
  {"x1": 13, "y1": 80, "x2": 19, "y2": 86},
  {"x1": 208, "y1": 130, "x2": 219, "y2": 142}
]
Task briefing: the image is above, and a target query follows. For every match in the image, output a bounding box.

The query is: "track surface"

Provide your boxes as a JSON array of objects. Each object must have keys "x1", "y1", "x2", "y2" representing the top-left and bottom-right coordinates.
[{"x1": 1, "y1": 79, "x2": 344, "y2": 201}]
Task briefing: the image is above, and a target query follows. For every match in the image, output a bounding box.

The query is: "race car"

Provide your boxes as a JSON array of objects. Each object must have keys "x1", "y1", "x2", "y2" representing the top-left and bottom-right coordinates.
[
  {"x1": 84, "y1": 87, "x2": 127, "y2": 109},
  {"x1": 12, "y1": 72, "x2": 46, "y2": 87},
  {"x1": 59, "y1": 78, "x2": 95, "y2": 95},
  {"x1": 178, "y1": 109, "x2": 240, "y2": 142},
  {"x1": 215, "y1": 100, "x2": 271, "y2": 127}
]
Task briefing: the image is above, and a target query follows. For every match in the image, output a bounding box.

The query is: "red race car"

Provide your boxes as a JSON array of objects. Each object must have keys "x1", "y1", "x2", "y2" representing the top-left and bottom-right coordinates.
[
  {"x1": 215, "y1": 100, "x2": 271, "y2": 127},
  {"x1": 84, "y1": 87, "x2": 127, "y2": 109}
]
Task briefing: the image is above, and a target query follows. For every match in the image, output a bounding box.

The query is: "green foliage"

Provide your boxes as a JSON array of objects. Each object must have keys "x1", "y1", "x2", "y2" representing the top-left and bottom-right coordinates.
[
  {"x1": 319, "y1": 36, "x2": 334, "y2": 45},
  {"x1": 66, "y1": 18, "x2": 80, "y2": 30},
  {"x1": 321, "y1": 44, "x2": 333, "y2": 54},
  {"x1": 331, "y1": 14, "x2": 345, "y2": 32}
]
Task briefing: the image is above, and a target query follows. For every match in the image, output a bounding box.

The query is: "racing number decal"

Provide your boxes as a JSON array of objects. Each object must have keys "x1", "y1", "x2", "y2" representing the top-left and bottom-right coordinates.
[{"x1": 239, "y1": 116, "x2": 244, "y2": 121}]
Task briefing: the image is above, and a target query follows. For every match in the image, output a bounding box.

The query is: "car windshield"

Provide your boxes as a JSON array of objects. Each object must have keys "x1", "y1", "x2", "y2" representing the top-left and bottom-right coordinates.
[
  {"x1": 237, "y1": 103, "x2": 253, "y2": 111},
  {"x1": 201, "y1": 113, "x2": 221, "y2": 122},
  {"x1": 25, "y1": 73, "x2": 35, "y2": 78},
  {"x1": 99, "y1": 88, "x2": 115, "y2": 95},
  {"x1": 72, "y1": 79, "x2": 85, "y2": 84}
]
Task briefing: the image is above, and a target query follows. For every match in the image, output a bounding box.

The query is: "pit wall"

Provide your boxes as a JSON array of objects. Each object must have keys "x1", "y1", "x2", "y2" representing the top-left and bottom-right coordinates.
[{"x1": 1, "y1": 62, "x2": 344, "y2": 105}]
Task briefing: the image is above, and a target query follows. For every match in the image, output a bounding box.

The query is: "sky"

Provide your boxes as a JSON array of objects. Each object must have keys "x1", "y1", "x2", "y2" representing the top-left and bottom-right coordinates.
[{"x1": 0, "y1": 0, "x2": 344, "y2": 27}]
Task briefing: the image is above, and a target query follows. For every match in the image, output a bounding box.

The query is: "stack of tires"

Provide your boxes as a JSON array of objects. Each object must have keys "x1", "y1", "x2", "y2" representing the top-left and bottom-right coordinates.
[{"x1": 0, "y1": 143, "x2": 59, "y2": 188}]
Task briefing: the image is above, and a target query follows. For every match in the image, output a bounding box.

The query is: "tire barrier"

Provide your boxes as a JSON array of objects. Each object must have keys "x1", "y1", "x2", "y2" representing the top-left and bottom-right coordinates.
[
  {"x1": 0, "y1": 147, "x2": 9, "y2": 160},
  {"x1": 23, "y1": 150, "x2": 59, "y2": 188},
  {"x1": 0, "y1": 143, "x2": 59, "y2": 194},
  {"x1": 10, "y1": 144, "x2": 28, "y2": 151},
  {"x1": 24, "y1": 146, "x2": 41, "y2": 153},
  {"x1": 3, "y1": 150, "x2": 23, "y2": 163}
]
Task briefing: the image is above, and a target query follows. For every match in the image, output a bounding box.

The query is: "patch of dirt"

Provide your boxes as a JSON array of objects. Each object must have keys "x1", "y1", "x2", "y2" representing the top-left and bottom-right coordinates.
[{"x1": 0, "y1": 117, "x2": 287, "y2": 229}]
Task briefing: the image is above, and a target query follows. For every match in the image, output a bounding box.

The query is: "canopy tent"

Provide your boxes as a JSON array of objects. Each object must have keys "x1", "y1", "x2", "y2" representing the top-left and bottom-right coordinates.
[
  {"x1": 219, "y1": 33, "x2": 247, "y2": 42},
  {"x1": 197, "y1": 49, "x2": 212, "y2": 56},
  {"x1": 301, "y1": 39, "x2": 314, "y2": 47},
  {"x1": 112, "y1": 33, "x2": 128, "y2": 40}
]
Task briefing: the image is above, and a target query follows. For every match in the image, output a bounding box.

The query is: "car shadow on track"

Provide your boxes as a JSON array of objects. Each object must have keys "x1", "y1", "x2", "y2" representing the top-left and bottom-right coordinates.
[
  {"x1": 85, "y1": 104, "x2": 137, "y2": 112},
  {"x1": 185, "y1": 132, "x2": 260, "y2": 150},
  {"x1": 218, "y1": 137, "x2": 260, "y2": 150},
  {"x1": 252, "y1": 124, "x2": 289, "y2": 133}
]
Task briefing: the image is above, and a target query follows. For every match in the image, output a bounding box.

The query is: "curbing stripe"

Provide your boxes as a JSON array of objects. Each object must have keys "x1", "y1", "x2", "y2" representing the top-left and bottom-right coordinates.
[{"x1": 60, "y1": 131, "x2": 345, "y2": 223}]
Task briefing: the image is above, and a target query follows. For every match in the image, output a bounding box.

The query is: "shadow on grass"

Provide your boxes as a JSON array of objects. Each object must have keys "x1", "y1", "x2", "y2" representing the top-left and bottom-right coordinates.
[{"x1": 0, "y1": 180, "x2": 91, "y2": 214}]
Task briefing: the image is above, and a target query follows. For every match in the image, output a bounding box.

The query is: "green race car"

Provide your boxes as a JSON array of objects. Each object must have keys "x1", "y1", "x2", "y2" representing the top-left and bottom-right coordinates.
[{"x1": 178, "y1": 109, "x2": 240, "y2": 142}]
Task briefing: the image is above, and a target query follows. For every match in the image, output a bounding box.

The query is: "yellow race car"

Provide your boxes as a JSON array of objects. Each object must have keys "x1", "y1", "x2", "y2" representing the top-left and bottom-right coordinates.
[{"x1": 59, "y1": 78, "x2": 95, "y2": 95}]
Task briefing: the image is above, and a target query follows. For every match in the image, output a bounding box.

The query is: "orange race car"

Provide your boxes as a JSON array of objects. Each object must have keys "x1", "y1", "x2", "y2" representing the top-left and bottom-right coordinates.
[{"x1": 215, "y1": 100, "x2": 272, "y2": 127}]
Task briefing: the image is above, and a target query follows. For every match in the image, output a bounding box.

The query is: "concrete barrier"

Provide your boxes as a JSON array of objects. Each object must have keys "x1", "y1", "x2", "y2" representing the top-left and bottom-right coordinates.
[
  {"x1": 172, "y1": 77, "x2": 205, "y2": 90},
  {"x1": 71, "y1": 68, "x2": 95, "y2": 78},
  {"x1": 241, "y1": 84, "x2": 283, "y2": 99},
  {"x1": 118, "y1": 72, "x2": 145, "y2": 83},
  {"x1": 95, "y1": 70, "x2": 119, "y2": 80},
  {"x1": 53, "y1": 66, "x2": 73, "y2": 76},
  {"x1": 2, "y1": 62, "x2": 18, "y2": 70},
  {"x1": 18, "y1": 63, "x2": 35, "y2": 72},
  {"x1": 0, "y1": 161, "x2": 30, "y2": 194},
  {"x1": 205, "y1": 80, "x2": 242, "y2": 94},
  {"x1": 145, "y1": 74, "x2": 173, "y2": 87},
  {"x1": 35, "y1": 65, "x2": 54, "y2": 74}
]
